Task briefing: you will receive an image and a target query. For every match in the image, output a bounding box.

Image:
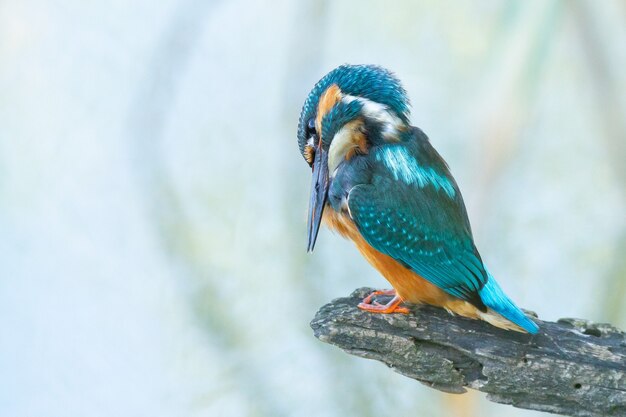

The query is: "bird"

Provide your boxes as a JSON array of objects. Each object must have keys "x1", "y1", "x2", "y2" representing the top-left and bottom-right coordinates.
[{"x1": 297, "y1": 64, "x2": 538, "y2": 334}]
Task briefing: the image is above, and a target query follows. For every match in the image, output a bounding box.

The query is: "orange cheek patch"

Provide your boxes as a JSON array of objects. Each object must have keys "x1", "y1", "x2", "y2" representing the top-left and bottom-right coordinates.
[{"x1": 316, "y1": 84, "x2": 342, "y2": 138}]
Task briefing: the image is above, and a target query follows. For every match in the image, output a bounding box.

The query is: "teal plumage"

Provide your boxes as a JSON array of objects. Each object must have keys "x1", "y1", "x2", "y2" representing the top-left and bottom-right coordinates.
[
  {"x1": 299, "y1": 64, "x2": 538, "y2": 334},
  {"x1": 480, "y1": 273, "x2": 539, "y2": 334},
  {"x1": 337, "y1": 130, "x2": 538, "y2": 333}
]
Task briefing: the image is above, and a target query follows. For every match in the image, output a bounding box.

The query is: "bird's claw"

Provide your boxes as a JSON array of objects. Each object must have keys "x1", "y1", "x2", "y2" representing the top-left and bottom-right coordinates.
[{"x1": 358, "y1": 289, "x2": 410, "y2": 314}]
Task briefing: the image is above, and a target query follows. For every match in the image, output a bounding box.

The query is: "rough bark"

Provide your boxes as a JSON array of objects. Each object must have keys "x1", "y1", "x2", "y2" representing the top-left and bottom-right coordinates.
[{"x1": 310, "y1": 288, "x2": 626, "y2": 417}]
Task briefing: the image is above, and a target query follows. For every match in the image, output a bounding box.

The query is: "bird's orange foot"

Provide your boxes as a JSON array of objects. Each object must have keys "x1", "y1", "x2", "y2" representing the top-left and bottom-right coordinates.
[{"x1": 358, "y1": 290, "x2": 410, "y2": 314}]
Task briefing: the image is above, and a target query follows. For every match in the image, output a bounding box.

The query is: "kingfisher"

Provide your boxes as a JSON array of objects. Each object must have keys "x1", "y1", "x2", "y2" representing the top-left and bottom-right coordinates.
[{"x1": 297, "y1": 64, "x2": 538, "y2": 334}]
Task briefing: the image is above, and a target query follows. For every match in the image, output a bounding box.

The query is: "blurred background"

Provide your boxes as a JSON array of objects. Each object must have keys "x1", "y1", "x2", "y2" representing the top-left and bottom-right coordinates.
[{"x1": 1, "y1": 0, "x2": 625, "y2": 416}]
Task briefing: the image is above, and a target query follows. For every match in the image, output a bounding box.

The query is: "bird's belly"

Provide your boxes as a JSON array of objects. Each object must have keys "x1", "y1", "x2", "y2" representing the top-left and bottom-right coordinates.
[{"x1": 323, "y1": 209, "x2": 454, "y2": 307}]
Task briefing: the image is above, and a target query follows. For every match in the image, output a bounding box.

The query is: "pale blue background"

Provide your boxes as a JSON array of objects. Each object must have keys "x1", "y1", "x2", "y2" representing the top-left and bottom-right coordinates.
[{"x1": 1, "y1": 1, "x2": 625, "y2": 416}]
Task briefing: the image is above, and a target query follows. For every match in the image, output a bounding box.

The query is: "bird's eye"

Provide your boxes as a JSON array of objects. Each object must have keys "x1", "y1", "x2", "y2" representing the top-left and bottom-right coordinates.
[{"x1": 307, "y1": 117, "x2": 316, "y2": 135}]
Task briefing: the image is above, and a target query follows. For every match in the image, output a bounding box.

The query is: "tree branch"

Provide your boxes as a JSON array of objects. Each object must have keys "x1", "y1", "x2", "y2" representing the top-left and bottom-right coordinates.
[{"x1": 310, "y1": 288, "x2": 626, "y2": 417}]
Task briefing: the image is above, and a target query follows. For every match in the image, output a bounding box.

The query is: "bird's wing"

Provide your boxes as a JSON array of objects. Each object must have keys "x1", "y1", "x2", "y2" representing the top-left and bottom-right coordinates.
[{"x1": 347, "y1": 144, "x2": 488, "y2": 308}]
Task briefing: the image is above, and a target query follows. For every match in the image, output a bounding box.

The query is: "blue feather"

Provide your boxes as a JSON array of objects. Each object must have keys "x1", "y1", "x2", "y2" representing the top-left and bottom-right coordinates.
[
  {"x1": 479, "y1": 272, "x2": 539, "y2": 334},
  {"x1": 374, "y1": 146, "x2": 456, "y2": 198}
]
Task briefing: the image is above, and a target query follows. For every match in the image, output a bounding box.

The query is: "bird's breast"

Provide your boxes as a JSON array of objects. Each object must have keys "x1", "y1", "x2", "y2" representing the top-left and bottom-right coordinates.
[{"x1": 322, "y1": 208, "x2": 457, "y2": 308}]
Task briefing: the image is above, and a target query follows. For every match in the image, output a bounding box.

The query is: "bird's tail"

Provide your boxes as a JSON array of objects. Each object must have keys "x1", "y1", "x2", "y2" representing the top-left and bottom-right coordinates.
[{"x1": 478, "y1": 272, "x2": 539, "y2": 334}]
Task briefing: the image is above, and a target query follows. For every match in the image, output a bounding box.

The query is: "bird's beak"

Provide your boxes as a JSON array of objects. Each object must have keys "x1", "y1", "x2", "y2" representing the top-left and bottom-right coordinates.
[{"x1": 307, "y1": 143, "x2": 329, "y2": 252}]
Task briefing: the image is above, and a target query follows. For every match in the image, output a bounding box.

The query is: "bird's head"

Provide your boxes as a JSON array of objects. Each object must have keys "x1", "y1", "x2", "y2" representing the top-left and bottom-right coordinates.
[{"x1": 297, "y1": 64, "x2": 411, "y2": 251}]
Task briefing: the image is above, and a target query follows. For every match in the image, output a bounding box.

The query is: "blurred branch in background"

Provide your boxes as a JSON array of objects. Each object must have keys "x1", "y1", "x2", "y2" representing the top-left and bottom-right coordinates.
[
  {"x1": 468, "y1": 0, "x2": 561, "y2": 231},
  {"x1": 126, "y1": 1, "x2": 289, "y2": 416},
  {"x1": 571, "y1": 1, "x2": 626, "y2": 328}
]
